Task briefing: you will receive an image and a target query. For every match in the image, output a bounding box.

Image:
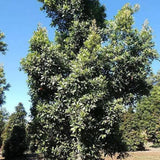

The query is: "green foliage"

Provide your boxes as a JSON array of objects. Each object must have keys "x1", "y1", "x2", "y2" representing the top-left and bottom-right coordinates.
[
  {"x1": 38, "y1": 0, "x2": 106, "y2": 31},
  {"x1": 2, "y1": 103, "x2": 28, "y2": 159},
  {"x1": 120, "y1": 107, "x2": 145, "y2": 151},
  {"x1": 0, "y1": 31, "x2": 7, "y2": 55},
  {"x1": 104, "y1": 4, "x2": 158, "y2": 105},
  {"x1": 21, "y1": 26, "x2": 69, "y2": 112},
  {"x1": 0, "y1": 30, "x2": 9, "y2": 147},
  {"x1": 137, "y1": 72, "x2": 160, "y2": 145},
  {"x1": 0, "y1": 67, "x2": 10, "y2": 106},
  {"x1": 0, "y1": 31, "x2": 10, "y2": 106},
  {"x1": 0, "y1": 108, "x2": 8, "y2": 147},
  {"x1": 2, "y1": 125, "x2": 28, "y2": 160},
  {"x1": 21, "y1": 2, "x2": 158, "y2": 159}
]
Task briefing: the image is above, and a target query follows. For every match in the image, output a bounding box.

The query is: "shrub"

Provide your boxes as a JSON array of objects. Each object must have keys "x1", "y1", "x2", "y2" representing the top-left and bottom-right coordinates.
[{"x1": 2, "y1": 125, "x2": 28, "y2": 159}]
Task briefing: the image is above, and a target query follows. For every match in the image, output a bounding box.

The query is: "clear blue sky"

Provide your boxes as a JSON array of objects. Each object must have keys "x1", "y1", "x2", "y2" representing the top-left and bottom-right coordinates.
[{"x1": 0, "y1": 0, "x2": 159, "y2": 115}]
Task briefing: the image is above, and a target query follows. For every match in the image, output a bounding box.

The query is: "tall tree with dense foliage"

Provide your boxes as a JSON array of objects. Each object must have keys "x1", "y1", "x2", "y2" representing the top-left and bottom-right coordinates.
[
  {"x1": 38, "y1": 0, "x2": 106, "y2": 31},
  {"x1": 2, "y1": 103, "x2": 28, "y2": 159},
  {"x1": 21, "y1": 1, "x2": 158, "y2": 159},
  {"x1": 137, "y1": 72, "x2": 160, "y2": 145},
  {"x1": 0, "y1": 30, "x2": 9, "y2": 148}
]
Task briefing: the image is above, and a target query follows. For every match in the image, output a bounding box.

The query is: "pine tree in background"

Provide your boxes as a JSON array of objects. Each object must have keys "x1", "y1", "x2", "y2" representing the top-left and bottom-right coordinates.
[
  {"x1": 21, "y1": 1, "x2": 158, "y2": 159},
  {"x1": 0, "y1": 31, "x2": 10, "y2": 106},
  {"x1": 0, "y1": 30, "x2": 10, "y2": 149},
  {"x1": 0, "y1": 108, "x2": 8, "y2": 147},
  {"x1": 2, "y1": 103, "x2": 28, "y2": 159},
  {"x1": 0, "y1": 32, "x2": 7, "y2": 55}
]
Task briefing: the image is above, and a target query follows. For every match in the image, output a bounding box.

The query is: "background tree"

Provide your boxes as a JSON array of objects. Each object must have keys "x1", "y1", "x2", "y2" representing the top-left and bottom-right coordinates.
[
  {"x1": 120, "y1": 107, "x2": 145, "y2": 151},
  {"x1": 137, "y1": 71, "x2": 160, "y2": 145},
  {"x1": 0, "y1": 108, "x2": 8, "y2": 147},
  {"x1": 0, "y1": 31, "x2": 10, "y2": 106},
  {"x1": 2, "y1": 103, "x2": 28, "y2": 159},
  {"x1": 0, "y1": 31, "x2": 7, "y2": 55},
  {"x1": 21, "y1": 2, "x2": 158, "y2": 159},
  {"x1": 0, "y1": 30, "x2": 10, "y2": 148}
]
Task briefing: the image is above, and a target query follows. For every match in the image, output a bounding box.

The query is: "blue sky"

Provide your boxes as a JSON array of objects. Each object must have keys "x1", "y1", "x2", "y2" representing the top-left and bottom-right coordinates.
[{"x1": 0, "y1": 0, "x2": 159, "y2": 115}]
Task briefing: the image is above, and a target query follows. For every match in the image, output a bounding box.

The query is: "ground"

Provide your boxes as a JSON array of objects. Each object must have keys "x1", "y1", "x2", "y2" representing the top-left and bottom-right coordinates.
[
  {"x1": 105, "y1": 144, "x2": 160, "y2": 160},
  {"x1": 1, "y1": 145, "x2": 160, "y2": 160}
]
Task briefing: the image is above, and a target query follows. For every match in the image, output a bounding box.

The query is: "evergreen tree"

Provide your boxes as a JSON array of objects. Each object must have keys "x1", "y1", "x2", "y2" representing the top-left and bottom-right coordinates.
[
  {"x1": 0, "y1": 30, "x2": 9, "y2": 148},
  {"x1": 21, "y1": 2, "x2": 158, "y2": 159},
  {"x1": 38, "y1": 0, "x2": 106, "y2": 31},
  {"x1": 120, "y1": 107, "x2": 145, "y2": 151},
  {"x1": 2, "y1": 103, "x2": 28, "y2": 159},
  {"x1": 0, "y1": 108, "x2": 8, "y2": 147},
  {"x1": 0, "y1": 31, "x2": 7, "y2": 55},
  {"x1": 0, "y1": 31, "x2": 10, "y2": 106},
  {"x1": 137, "y1": 72, "x2": 160, "y2": 145}
]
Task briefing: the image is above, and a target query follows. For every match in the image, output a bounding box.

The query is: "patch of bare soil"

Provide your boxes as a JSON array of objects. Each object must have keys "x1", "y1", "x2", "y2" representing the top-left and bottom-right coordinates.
[{"x1": 105, "y1": 145, "x2": 160, "y2": 160}]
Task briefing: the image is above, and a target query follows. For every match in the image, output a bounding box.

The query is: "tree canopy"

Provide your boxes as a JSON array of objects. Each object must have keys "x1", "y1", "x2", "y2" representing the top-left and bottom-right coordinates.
[
  {"x1": 0, "y1": 108, "x2": 8, "y2": 146},
  {"x1": 21, "y1": 1, "x2": 158, "y2": 159},
  {"x1": 0, "y1": 31, "x2": 9, "y2": 106},
  {"x1": 120, "y1": 107, "x2": 145, "y2": 151},
  {"x1": 0, "y1": 31, "x2": 7, "y2": 55},
  {"x1": 2, "y1": 103, "x2": 28, "y2": 159},
  {"x1": 38, "y1": 0, "x2": 106, "y2": 31},
  {"x1": 137, "y1": 72, "x2": 160, "y2": 145}
]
